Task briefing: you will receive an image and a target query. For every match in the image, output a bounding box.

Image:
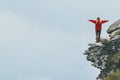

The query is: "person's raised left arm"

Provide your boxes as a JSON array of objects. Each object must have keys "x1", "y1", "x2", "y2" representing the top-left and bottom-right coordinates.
[{"x1": 101, "y1": 20, "x2": 109, "y2": 24}]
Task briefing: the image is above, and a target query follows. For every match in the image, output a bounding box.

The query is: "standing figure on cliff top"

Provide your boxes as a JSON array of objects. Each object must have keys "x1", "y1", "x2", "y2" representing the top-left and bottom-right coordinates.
[{"x1": 88, "y1": 17, "x2": 108, "y2": 43}]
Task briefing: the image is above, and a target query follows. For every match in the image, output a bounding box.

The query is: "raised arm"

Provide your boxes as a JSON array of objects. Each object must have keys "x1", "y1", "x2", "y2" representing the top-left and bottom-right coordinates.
[
  {"x1": 88, "y1": 20, "x2": 96, "y2": 23},
  {"x1": 101, "y1": 20, "x2": 109, "y2": 24}
]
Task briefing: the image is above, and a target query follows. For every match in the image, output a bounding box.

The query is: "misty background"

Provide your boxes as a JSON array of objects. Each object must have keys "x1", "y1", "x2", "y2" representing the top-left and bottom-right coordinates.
[{"x1": 0, "y1": 0, "x2": 120, "y2": 80}]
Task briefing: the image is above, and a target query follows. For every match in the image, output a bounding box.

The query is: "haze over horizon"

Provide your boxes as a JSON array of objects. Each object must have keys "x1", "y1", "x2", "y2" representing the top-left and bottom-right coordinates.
[{"x1": 0, "y1": 0, "x2": 120, "y2": 80}]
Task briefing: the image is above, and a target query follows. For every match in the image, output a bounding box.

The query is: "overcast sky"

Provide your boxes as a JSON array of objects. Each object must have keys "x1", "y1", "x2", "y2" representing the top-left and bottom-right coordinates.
[{"x1": 0, "y1": 0, "x2": 120, "y2": 80}]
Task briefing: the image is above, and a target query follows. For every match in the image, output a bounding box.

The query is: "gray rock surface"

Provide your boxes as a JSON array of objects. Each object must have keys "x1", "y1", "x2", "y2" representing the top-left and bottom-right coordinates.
[
  {"x1": 84, "y1": 37, "x2": 120, "y2": 79},
  {"x1": 107, "y1": 19, "x2": 120, "y2": 34}
]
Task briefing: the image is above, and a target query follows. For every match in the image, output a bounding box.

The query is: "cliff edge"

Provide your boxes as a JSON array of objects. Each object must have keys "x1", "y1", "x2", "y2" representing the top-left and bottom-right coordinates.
[{"x1": 84, "y1": 19, "x2": 120, "y2": 80}]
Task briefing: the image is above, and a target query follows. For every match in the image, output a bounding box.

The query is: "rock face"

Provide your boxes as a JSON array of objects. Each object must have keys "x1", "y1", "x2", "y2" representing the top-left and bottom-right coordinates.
[
  {"x1": 84, "y1": 19, "x2": 120, "y2": 80},
  {"x1": 107, "y1": 19, "x2": 120, "y2": 34}
]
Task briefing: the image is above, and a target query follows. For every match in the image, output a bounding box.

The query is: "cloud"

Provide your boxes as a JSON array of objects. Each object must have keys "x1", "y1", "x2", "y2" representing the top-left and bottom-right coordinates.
[
  {"x1": 0, "y1": 10, "x2": 83, "y2": 44},
  {"x1": 0, "y1": 10, "x2": 99, "y2": 80},
  {"x1": 35, "y1": 76, "x2": 51, "y2": 80},
  {"x1": 0, "y1": 9, "x2": 76, "y2": 79},
  {"x1": 19, "y1": 75, "x2": 52, "y2": 80},
  {"x1": 0, "y1": 10, "x2": 29, "y2": 43}
]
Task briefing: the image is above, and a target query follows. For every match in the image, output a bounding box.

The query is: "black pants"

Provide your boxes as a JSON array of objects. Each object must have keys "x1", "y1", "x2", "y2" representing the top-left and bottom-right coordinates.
[{"x1": 96, "y1": 30, "x2": 101, "y2": 43}]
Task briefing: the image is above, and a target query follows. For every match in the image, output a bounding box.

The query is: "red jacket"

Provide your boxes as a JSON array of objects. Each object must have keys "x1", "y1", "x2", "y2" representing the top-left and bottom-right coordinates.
[{"x1": 89, "y1": 20, "x2": 108, "y2": 30}]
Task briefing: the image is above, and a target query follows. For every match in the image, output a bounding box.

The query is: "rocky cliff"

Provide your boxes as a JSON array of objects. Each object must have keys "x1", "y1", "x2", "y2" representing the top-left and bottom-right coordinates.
[{"x1": 84, "y1": 19, "x2": 120, "y2": 80}]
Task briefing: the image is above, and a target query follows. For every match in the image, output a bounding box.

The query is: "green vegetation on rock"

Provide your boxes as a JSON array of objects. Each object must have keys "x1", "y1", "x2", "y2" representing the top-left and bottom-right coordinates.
[
  {"x1": 103, "y1": 69, "x2": 120, "y2": 80},
  {"x1": 112, "y1": 29, "x2": 120, "y2": 38}
]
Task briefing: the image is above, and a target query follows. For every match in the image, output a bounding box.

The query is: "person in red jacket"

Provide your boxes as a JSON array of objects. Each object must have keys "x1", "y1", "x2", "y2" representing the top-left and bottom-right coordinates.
[{"x1": 89, "y1": 17, "x2": 108, "y2": 43}]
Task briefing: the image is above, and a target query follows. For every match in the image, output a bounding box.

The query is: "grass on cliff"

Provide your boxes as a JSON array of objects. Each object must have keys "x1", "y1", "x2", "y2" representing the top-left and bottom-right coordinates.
[
  {"x1": 103, "y1": 69, "x2": 120, "y2": 80},
  {"x1": 112, "y1": 30, "x2": 120, "y2": 37}
]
